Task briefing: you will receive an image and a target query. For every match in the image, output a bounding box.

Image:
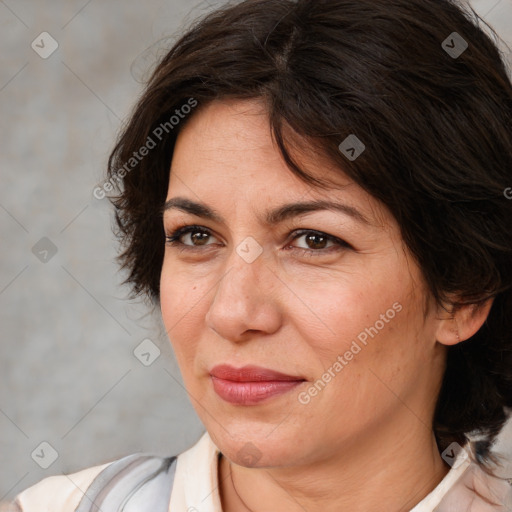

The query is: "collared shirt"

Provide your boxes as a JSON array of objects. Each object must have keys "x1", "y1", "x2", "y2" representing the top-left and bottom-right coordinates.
[{"x1": 11, "y1": 431, "x2": 476, "y2": 512}]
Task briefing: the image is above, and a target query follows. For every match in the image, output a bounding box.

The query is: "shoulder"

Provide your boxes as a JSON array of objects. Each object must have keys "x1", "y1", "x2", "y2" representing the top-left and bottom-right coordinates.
[
  {"x1": 12, "y1": 459, "x2": 113, "y2": 512},
  {"x1": 10, "y1": 432, "x2": 217, "y2": 512},
  {"x1": 11, "y1": 452, "x2": 178, "y2": 512}
]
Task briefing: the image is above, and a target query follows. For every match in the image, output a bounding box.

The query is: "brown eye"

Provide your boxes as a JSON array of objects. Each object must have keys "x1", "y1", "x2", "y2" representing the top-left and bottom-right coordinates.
[
  {"x1": 187, "y1": 230, "x2": 210, "y2": 246},
  {"x1": 165, "y1": 225, "x2": 218, "y2": 247},
  {"x1": 302, "y1": 233, "x2": 330, "y2": 250},
  {"x1": 288, "y1": 229, "x2": 352, "y2": 257}
]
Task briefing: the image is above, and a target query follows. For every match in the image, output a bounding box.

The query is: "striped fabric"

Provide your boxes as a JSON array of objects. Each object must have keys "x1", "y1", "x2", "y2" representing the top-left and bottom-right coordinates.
[
  {"x1": 73, "y1": 453, "x2": 177, "y2": 512},
  {"x1": 5, "y1": 428, "x2": 512, "y2": 511}
]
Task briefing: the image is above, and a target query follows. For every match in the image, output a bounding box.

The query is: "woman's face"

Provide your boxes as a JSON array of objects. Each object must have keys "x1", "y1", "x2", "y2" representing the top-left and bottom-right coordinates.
[{"x1": 160, "y1": 98, "x2": 447, "y2": 468}]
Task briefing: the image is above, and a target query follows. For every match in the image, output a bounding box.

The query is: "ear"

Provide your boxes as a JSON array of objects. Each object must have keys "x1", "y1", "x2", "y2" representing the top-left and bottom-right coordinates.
[{"x1": 435, "y1": 297, "x2": 494, "y2": 346}]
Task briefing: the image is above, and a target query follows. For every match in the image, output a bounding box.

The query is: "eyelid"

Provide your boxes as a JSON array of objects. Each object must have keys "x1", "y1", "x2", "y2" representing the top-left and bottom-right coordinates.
[
  {"x1": 288, "y1": 229, "x2": 353, "y2": 251},
  {"x1": 165, "y1": 224, "x2": 221, "y2": 245},
  {"x1": 164, "y1": 224, "x2": 353, "y2": 254}
]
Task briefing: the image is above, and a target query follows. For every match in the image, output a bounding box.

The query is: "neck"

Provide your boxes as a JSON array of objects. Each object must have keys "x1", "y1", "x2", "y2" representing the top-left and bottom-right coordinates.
[{"x1": 219, "y1": 419, "x2": 450, "y2": 512}]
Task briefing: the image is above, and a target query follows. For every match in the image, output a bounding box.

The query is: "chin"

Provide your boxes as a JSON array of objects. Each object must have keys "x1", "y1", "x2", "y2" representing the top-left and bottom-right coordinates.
[{"x1": 207, "y1": 425, "x2": 307, "y2": 468}]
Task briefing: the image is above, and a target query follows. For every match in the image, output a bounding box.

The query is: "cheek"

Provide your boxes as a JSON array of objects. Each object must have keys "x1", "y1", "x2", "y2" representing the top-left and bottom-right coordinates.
[
  {"x1": 295, "y1": 269, "x2": 427, "y2": 399},
  {"x1": 160, "y1": 257, "x2": 211, "y2": 319},
  {"x1": 159, "y1": 264, "x2": 208, "y2": 369},
  {"x1": 295, "y1": 271, "x2": 402, "y2": 351}
]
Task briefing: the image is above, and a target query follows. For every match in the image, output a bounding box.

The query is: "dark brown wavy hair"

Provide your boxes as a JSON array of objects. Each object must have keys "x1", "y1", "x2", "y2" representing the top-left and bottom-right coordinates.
[{"x1": 106, "y1": 0, "x2": 512, "y2": 458}]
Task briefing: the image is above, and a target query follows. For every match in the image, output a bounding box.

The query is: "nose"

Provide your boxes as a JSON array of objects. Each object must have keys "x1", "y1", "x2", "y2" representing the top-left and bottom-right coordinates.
[{"x1": 205, "y1": 247, "x2": 282, "y2": 342}]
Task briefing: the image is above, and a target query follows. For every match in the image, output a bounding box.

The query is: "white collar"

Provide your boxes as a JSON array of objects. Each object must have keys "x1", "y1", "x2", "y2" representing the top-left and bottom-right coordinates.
[{"x1": 170, "y1": 431, "x2": 471, "y2": 512}]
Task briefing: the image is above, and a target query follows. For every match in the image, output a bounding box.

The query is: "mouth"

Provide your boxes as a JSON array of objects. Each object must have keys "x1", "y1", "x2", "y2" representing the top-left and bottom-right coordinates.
[{"x1": 209, "y1": 364, "x2": 306, "y2": 405}]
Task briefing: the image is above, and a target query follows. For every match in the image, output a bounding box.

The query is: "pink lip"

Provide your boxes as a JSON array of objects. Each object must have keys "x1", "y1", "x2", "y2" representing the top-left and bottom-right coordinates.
[{"x1": 210, "y1": 365, "x2": 306, "y2": 405}]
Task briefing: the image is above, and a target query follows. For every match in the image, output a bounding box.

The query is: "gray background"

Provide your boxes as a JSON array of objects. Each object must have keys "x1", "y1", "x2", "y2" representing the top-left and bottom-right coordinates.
[{"x1": 1, "y1": 0, "x2": 511, "y2": 501}]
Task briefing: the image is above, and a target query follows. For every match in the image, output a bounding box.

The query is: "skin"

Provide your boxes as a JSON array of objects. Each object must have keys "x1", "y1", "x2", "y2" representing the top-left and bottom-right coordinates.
[{"x1": 159, "y1": 98, "x2": 492, "y2": 512}]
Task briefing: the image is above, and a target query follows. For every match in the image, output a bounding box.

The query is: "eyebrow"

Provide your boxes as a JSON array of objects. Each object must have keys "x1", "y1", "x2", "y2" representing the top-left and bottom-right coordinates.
[{"x1": 162, "y1": 197, "x2": 371, "y2": 226}]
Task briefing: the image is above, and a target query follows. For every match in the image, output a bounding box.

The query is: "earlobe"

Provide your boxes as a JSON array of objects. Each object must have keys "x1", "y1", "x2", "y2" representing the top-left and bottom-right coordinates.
[{"x1": 435, "y1": 298, "x2": 494, "y2": 346}]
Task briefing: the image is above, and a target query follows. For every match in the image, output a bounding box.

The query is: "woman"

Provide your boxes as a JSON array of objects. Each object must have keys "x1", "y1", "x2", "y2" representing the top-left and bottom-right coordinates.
[{"x1": 9, "y1": 0, "x2": 512, "y2": 510}]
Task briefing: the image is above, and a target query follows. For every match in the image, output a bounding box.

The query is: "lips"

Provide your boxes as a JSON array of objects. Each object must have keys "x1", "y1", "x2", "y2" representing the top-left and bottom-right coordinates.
[
  {"x1": 209, "y1": 364, "x2": 306, "y2": 405},
  {"x1": 210, "y1": 364, "x2": 305, "y2": 382}
]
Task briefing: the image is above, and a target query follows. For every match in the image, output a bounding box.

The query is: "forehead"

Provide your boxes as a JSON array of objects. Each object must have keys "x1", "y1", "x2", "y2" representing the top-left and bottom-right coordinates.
[{"x1": 167, "y1": 98, "x2": 388, "y2": 228}]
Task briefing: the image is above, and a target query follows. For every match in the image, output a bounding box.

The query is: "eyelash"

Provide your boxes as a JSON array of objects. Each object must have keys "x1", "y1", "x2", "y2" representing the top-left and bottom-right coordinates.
[{"x1": 164, "y1": 224, "x2": 352, "y2": 257}]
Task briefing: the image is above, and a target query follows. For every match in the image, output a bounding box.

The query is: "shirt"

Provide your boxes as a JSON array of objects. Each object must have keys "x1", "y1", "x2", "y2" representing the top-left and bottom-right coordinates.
[{"x1": 10, "y1": 431, "x2": 476, "y2": 512}]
